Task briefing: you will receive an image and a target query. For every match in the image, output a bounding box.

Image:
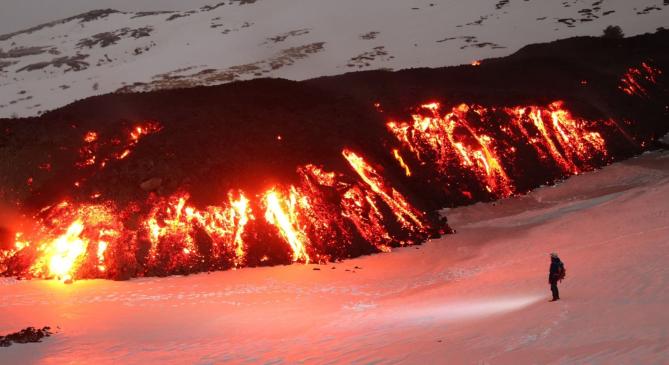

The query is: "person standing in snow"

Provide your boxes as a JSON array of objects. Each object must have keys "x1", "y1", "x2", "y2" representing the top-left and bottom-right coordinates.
[{"x1": 549, "y1": 252, "x2": 565, "y2": 302}]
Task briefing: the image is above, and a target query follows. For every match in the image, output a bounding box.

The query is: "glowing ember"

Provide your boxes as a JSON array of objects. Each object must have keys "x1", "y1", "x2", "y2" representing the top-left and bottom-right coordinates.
[
  {"x1": 117, "y1": 149, "x2": 131, "y2": 160},
  {"x1": 77, "y1": 121, "x2": 162, "y2": 169},
  {"x1": 83, "y1": 131, "x2": 98, "y2": 143},
  {"x1": 130, "y1": 122, "x2": 162, "y2": 141}
]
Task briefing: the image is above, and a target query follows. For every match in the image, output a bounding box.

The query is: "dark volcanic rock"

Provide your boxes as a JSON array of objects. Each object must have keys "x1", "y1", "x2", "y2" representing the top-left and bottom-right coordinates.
[
  {"x1": 495, "y1": 0, "x2": 510, "y2": 10},
  {"x1": 0, "y1": 327, "x2": 53, "y2": 347},
  {"x1": 265, "y1": 28, "x2": 311, "y2": 44},
  {"x1": 229, "y1": 0, "x2": 259, "y2": 5},
  {"x1": 77, "y1": 27, "x2": 153, "y2": 49},
  {"x1": 16, "y1": 54, "x2": 89, "y2": 72},
  {"x1": 0, "y1": 46, "x2": 53, "y2": 58},
  {"x1": 0, "y1": 10, "x2": 120, "y2": 42}
]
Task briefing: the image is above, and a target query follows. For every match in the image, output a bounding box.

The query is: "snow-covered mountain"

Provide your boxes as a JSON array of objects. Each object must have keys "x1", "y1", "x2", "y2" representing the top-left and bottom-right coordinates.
[{"x1": 0, "y1": 0, "x2": 668, "y2": 118}]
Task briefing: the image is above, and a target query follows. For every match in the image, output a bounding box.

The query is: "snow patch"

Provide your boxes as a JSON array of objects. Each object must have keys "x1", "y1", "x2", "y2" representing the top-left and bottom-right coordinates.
[{"x1": 1, "y1": 0, "x2": 668, "y2": 117}]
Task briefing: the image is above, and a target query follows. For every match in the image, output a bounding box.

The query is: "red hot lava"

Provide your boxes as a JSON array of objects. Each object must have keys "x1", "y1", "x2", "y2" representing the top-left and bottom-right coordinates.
[
  {"x1": 619, "y1": 62, "x2": 662, "y2": 97},
  {"x1": 77, "y1": 121, "x2": 161, "y2": 169},
  {"x1": 387, "y1": 101, "x2": 611, "y2": 199},
  {"x1": 1, "y1": 146, "x2": 433, "y2": 281},
  {"x1": 0, "y1": 96, "x2": 651, "y2": 281}
]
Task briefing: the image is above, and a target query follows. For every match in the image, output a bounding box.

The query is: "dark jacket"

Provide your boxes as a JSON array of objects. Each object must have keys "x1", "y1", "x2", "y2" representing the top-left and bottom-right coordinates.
[{"x1": 549, "y1": 257, "x2": 564, "y2": 283}]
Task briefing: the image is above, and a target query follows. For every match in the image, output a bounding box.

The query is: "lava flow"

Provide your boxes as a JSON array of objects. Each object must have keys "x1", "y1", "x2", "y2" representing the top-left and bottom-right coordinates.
[
  {"x1": 77, "y1": 121, "x2": 162, "y2": 169},
  {"x1": 387, "y1": 100, "x2": 610, "y2": 199},
  {"x1": 619, "y1": 62, "x2": 662, "y2": 97},
  {"x1": 0, "y1": 147, "x2": 433, "y2": 281},
  {"x1": 0, "y1": 97, "x2": 648, "y2": 281}
]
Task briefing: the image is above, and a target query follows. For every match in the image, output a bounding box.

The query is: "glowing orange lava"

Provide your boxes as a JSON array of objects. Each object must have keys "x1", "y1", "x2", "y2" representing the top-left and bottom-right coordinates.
[
  {"x1": 343, "y1": 149, "x2": 425, "y2": 232},
  {"x1": 388, "y1": 102, "x2": 513, "y2": 196},
  {"x1": 18, "y1": 202, "x2": 124, "y2": 281},
  {"x1": 507, "y1": 102, "x2": 607, "y2": 174},
  {"x1": 7, "y1": 97, "x2": 620, "y2": 281},
  {"x1": 619, "y1": 62, "x2": 662, "y2": 97},
  {"x1": 77, "y1": 121, "x2": 162, "y2": 169},
  {"x1": 47, "y1": 221, "x2": 86, "y2": 281},
  {"x1": 5, "y1": 143, "x2": 434, "y2": 281},
  {"x1": 83, "y1": 131, "x2": 98, "y2": 143},
  {"x1": 387, "y1": 101, "x2": 610, "y2": 197},
  {"x1": 263, "y1": 188, "x2": 310, "y2": 263},
  {"x1": 392, "y1": 149, "x2": 412, "y2": 177},
  {"x1": 144, "y1": 191, "x2": 253, "y2": 270}
]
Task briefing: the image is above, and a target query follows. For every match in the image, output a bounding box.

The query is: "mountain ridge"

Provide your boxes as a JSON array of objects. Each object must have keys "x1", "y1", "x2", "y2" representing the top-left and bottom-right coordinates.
[{"x1": 1, "y1": 0, "x2": 667, "y2": 118}]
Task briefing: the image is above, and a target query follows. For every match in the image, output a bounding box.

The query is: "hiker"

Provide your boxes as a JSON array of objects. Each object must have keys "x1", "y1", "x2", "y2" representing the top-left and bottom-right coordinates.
[{"x1": 548, "y1": 252, "x2": 566, "y2": 302}]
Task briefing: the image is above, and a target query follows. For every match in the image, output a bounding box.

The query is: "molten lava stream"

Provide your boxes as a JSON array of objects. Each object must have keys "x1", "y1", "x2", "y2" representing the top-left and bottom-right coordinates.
[
  {"x1": 77, "y1": 121, "x2": 162, "y2": 170},
  {"x1": 263, "y1": 188, "x2": 310, "y2": 263},
  {"x1": 143, "y1": 191, "x2": 254, "y2": 274},
  {"x1": 15, "y1": 202, "x2": 125, "y2": 281},
  {"x1": 618, "y1": 61, "x2": 662, "y2": 97},
  {"x1": 387, "y1": 100, "x2": 611, "y2": 200},
  {"x1": 388, "y1": 102, "x2": 513, "y2": 197},
  {"x1": 2, "y1": 98, "x2": 614, "y2": 282},
  {"x1": 342, "y1": 149, "x2": 426, "y2": 233},
  {"x1": 4, "y1": 126, "x2": 436, "y2": 280},
  {"x1": 3, "y1": 154, "x2": 433, "y2": 280}
]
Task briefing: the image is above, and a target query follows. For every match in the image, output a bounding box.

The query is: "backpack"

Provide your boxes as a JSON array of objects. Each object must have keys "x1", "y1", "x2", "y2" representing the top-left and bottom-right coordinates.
[{"x1": 557, "y1": 262, "x2": 566, "y2": 281}]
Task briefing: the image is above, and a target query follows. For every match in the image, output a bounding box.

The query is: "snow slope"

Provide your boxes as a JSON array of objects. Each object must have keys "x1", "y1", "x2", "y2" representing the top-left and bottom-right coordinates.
[
  {"x1": 1, "y1": 0, "x2": 668, "y2": 118},
  {"x1": 1, "y1": 149, "x2": 668, "y2": 364}
]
